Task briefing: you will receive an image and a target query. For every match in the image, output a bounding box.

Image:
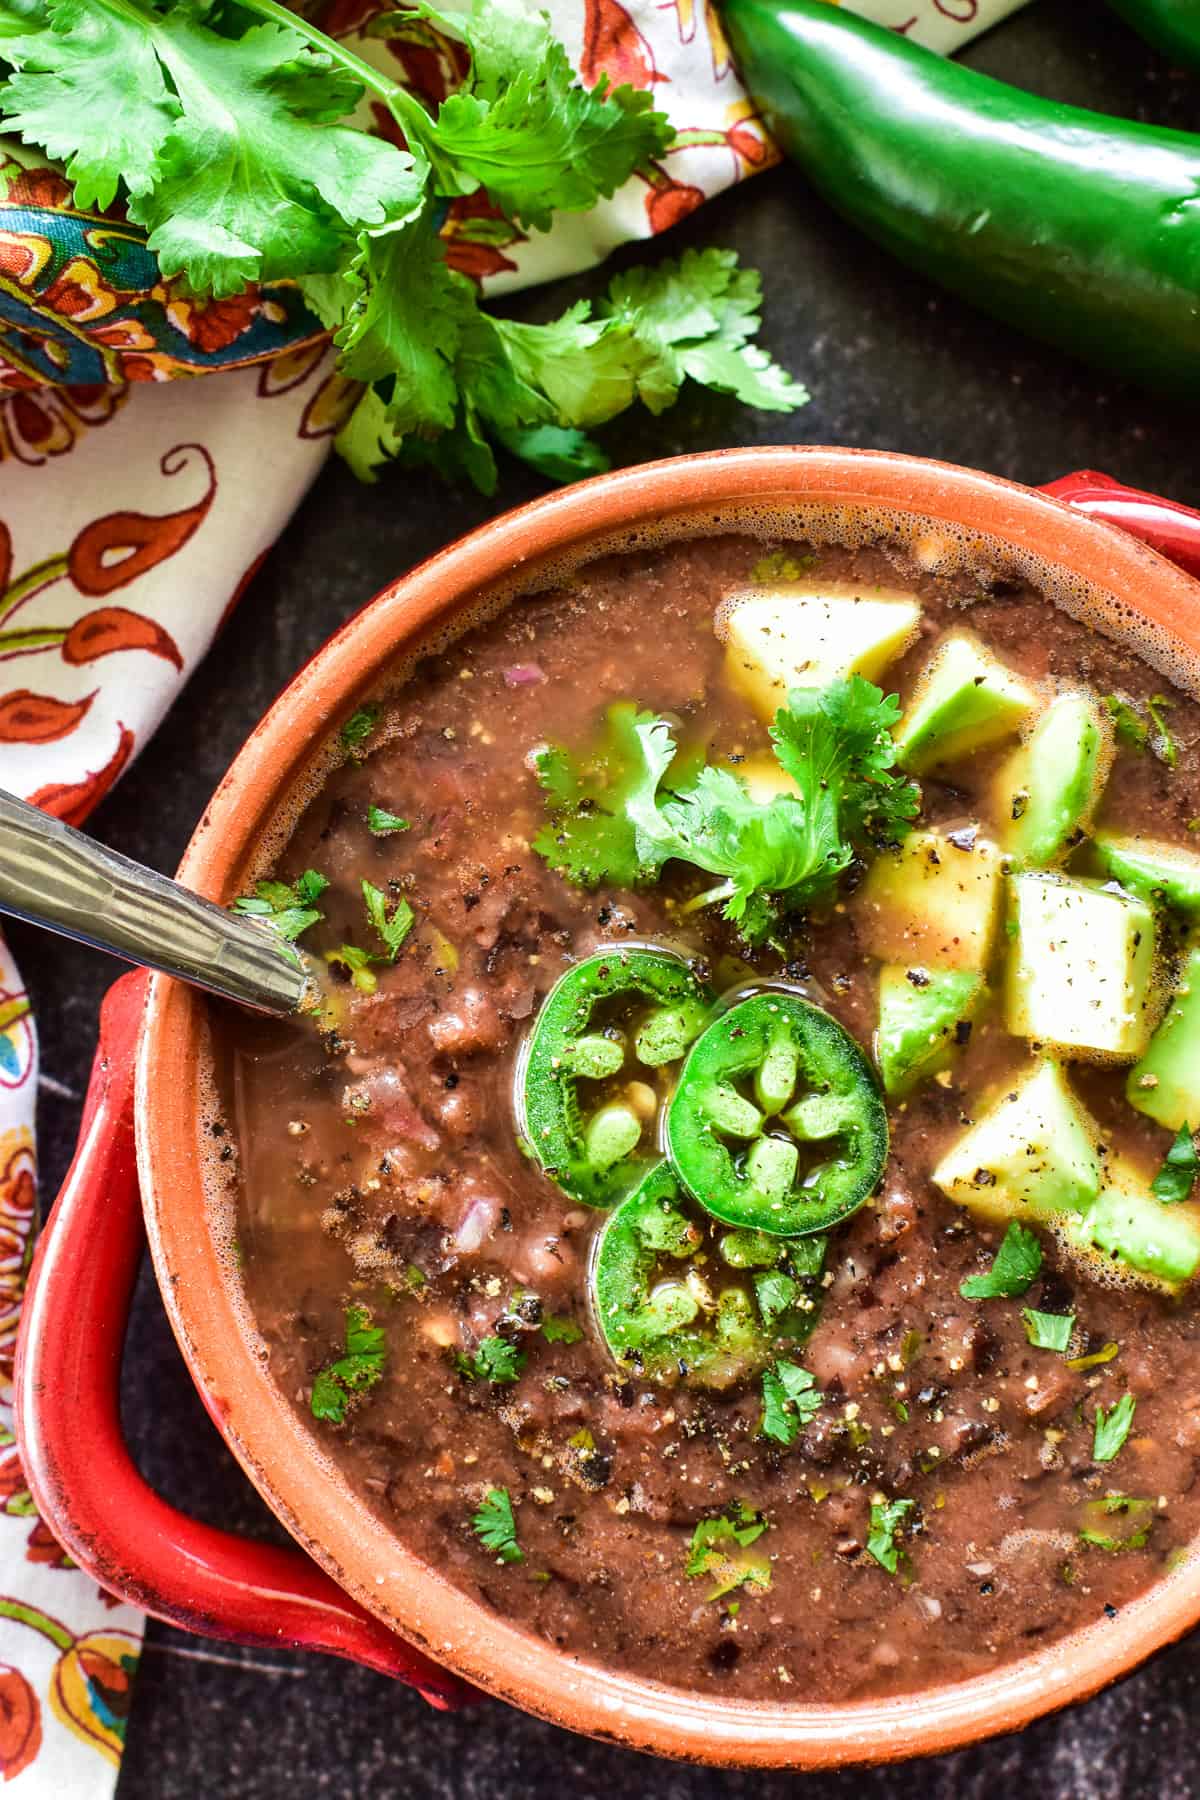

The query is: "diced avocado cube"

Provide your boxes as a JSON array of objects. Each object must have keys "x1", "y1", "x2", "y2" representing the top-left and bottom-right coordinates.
[
  {"x1": 1093, "y1": 833, "x2": 1200, "y2": 920},
  {"x1": 856, "y1": 828, "x2": 1003, "y2": 972},
  {"x1": 931, "y1": 1059, "x2": 1101, "y2": 1221},
  {"x1": 1127, "y1": 936, "x2": 1200, "y2": 1131},
  {"x1": 1064, "y1": 1157, "x2": 1200, "y2": 1288},
  {"x1": 995, "y1": 692, "x2": 1112, "y2": 867},
  {"x1": 1006, "y1": 872, "x2": 1158, "y2": 1061},
  {"x1": 719, "y1": 584, "x2": 922, "y2": 721},
  {"x1": 894, "y1": 633, "x2": 1039, "y2": 774},
  {"x1": 875, "y1": 965, "x2": 987, "y2": 1097}
]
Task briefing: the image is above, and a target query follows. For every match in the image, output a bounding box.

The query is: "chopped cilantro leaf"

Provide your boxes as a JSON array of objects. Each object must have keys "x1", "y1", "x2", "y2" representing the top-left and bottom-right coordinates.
[
  {"x1": 1151, "y1": 1124, "x2": 1198, "y2": 1205},
  {"x1": 534, "y1": 676, "x2": 918, "y2": 943},
  {"x1": 1021, "y1": 1309, "x2": 1075, "y2": 1353},
  {"x1": 1093, "y1": 1394, "x2": 1136, "y2": 1464},
  {"x1": 472, "y1": 1487, "x2": 522, "y2": 1563},
  {"x1": 685, "y1": 1506, "x2": 770, "y2": 1601},
  {"x1": 541, "y1": 1316, "x2": 583, "y2": 1345},
  {"x1": 232, "y1": 868, "x2": 328, "y2": 942},
  {"x1": 1148, "y1": 695, "x2": 1178, "y2": 769},
  {"x1": 362, "y1": 880, "x2": 414, "y2": 961},
  {"x1": 749, "y1": 550, "x2": 817, "y2": 583},
  {"x1": 456, "y1": 1336, "x2": 526, "y2": 1384},
  {"x1": 867, "y1": 1497, "x2": 915, "y2": 1574},
  {"x1": 960, "y1": 1221, "x2": 1042, "y2": 1300},
  {"x1": 1103, "y1": 693, "x2": 1149, "y2": 752},
  {"x1": 341, "y1": 707, "x2": 378, "y2": 751},
  {"x1": 367, "y1": 805, "x2": 410, "y2": 835},
  {"x1": 310, "y1": 1304, "x2": 386, "y2": 1424},
  {"x1": 324, "y1": 944, "x2": 378, "y2": 995},
  {"x1": 760, "y1": 1361, "x2": 823, "y2": 1446}
]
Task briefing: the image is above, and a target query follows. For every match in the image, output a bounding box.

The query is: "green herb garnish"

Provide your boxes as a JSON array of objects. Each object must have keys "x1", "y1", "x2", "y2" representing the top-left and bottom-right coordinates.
[
  {"x1": 0, "y1": 0, "x2": 805, "y2": 490},
  {"x1": 232, "y1": 868, "x2": 327, "y2": 942},
  {"x1": 455, "y1": 1336, "x2": 526, "y2": 1384},
  {"x1": 1151, "y1": 1124, "x2": 1198, "y2": 1204},
  {"x1": 324, "y1": 943, "x2": 380, "y2": 995},
  {"x1": 341, "y1": 707, "x2": 378, "y2": 751},
  {"x1": 1093, "y1": 1394, "x2": 1137, "y2": 1464},
  {"x1": 1103, "y1": 694, "x2": 1149, "y2": 751},
  {"x1": 1102, "y1": 692, "x2": 1177, "y2": 768},
  {"x1": 1148, "y1": 695, "x2": 1178, "y2": 768},
  {"x1": 363, "y1": 880, "x2": 414, "y2": 961},
  {"x1": 866, "y1": 1497, "x2": 915, "y2": 1574},
  {"x1": 367, "y1": 806, "x2": 410, "y2": 835},
  {"x1": 759, "y1": 1361, "x2": 823, "y2": 1447},
  {"x1": 472, "y1": 1487, "x2": 523, "y2": 1563},
  {"x1": 534, "y1": 677, "x2": 919, "y2": 944},
  {"x1": 540, "y1": 1316, "x2": 584, "y2": 1345},
  {"x1": 685, "y1": 1506, "x2": 770, "y2": 1601},
  {"x1": 749, "y1": 550, "x2": 817, "y2": 583},
  {"x1": 960, "y1": 1222, "x2": 1042, "y2": 1300},
  {"x1": 1021, "y1": 1309, "x2": 1075, "y2": 1353},
  {"x1": 310, "y1": 1304, "x2": 386, "y2": 1424}
]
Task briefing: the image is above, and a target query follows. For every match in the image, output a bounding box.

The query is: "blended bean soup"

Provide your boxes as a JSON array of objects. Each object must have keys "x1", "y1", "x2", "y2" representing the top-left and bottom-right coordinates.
[{"x1": 213, "y1": 506, "x2": 1200, "y2": 1703}]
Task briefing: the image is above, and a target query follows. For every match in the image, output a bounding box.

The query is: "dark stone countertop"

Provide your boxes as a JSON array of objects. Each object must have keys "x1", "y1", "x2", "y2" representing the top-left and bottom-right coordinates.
[{"x1": 12, "y1": 2, "x2": 1200, "y2": 1793}]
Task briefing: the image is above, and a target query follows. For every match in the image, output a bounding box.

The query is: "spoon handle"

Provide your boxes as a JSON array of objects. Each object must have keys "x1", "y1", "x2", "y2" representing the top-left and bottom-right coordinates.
[{"x1": 0, "y1": 789, "x2": 310, "y2": 1016}]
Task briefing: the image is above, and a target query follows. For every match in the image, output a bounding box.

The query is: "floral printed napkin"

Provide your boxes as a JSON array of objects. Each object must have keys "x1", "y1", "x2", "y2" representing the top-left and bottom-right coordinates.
[{"x1": 0, "y1": 0, "x2": 1028, "y2": 1789}]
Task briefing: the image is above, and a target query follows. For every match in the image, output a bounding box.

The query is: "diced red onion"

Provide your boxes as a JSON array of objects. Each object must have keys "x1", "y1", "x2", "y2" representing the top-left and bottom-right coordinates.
[{"x1": 503, "y1": 663, "x2": 546, "y2": 687}]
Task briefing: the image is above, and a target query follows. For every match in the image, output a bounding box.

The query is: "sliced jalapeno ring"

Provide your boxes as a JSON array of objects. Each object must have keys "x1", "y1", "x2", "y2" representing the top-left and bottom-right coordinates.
[
  {"x1": 519, "y1": 947, "x2": 714, "y2": 1206},
  {"x1": 666, "y1": 993, "x2": 888, "y2": 1236},
  {"x1": 592, "y1": 1163, "x2": 827, "y2": 1387}
]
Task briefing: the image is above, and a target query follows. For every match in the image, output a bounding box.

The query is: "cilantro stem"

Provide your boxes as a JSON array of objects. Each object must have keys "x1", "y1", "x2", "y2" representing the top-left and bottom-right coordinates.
[
  {"x1": 237, "y1": 0, "x2": 412, "y2": 109},
  {"x1": 680, "y1": 879, "x2": 737, "y2": 914}
]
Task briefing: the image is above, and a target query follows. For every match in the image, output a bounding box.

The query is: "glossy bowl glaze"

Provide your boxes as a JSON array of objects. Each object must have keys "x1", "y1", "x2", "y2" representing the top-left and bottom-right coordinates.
[{"x1": 136, "y1": 448, "x2": 1200, "y2": 1766}]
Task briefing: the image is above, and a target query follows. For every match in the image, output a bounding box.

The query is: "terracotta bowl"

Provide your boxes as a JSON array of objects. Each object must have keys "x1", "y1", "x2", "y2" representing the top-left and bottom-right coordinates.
[{"x1": 17, "y1": 448, "x2": 1200, "y2": 1766}]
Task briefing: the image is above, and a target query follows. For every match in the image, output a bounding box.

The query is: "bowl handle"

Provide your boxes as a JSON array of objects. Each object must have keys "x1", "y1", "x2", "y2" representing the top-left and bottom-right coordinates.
[
  {"x1": 1042, "y1": 469, "x2": 1200, "y2": 581},
  {"x1": 14, "y1": 970, "x2": 477, "y2": 1709}
]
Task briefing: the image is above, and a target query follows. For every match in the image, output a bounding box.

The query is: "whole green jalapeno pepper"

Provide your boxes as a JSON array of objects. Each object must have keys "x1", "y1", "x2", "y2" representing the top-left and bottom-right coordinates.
[
  {"x1": 518, "y1": 946, "x2": 713, "y2": 1207},
  {"x1": 1105, "y1": 0, "x2": 1200, "y2": 71},
  {"x1": 721, "y1": 0, "x2": 1200, "y2": 399},
  {"x1": 590, "y1": 1162, "x2": 827, "y2": 1387},
  {"x1": 666, "y1": 991, "x2": 887, "y2": 1236}
]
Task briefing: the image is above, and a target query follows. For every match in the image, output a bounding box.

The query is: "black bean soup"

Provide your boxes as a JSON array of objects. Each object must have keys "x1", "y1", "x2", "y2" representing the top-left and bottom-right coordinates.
[{"x1": 215, "y1": 520, "x2": 1200, "y2": 1702}]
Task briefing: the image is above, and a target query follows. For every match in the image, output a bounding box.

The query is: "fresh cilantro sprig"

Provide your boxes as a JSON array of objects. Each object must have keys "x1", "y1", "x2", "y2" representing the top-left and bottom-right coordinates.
[
  {"x1": 960, "y1": 1221, "x2": 1043, "y2": 1300},
  {"x1": 0, "y1": 0, "x2": 806, "y2": 489},
  {"x1": 533, "y1": 677, "x2": 919, "y2": 943},
  {"x1": 310, "y1": 1304, "x2": 386, "y2": 1424},
  {"x1": 367, "y1": 805, "x2": 410, "y2": 836},
  {"x1": 1151, "y1": 1124, "x2": 1198, "y2": 1204},
  {"x1": 455, "y1": 1336, "x2": 527, "y2": 1384},
  {"x1": 472, "y1": 1486, "x2": 523, "y2": 1563},
  {"x1": 759, "y1": 1361, "x2": 823, "y2": 1447},
  {"x1": 232, "y1": 868, "x2": 328, "y2": 942},
  {"x1": 1093, "y1": 1394, "x2": 1137, "y2": 1464},
  {"x1": 866, "y1": 1496, "x2": 915, "y2": 1574}
]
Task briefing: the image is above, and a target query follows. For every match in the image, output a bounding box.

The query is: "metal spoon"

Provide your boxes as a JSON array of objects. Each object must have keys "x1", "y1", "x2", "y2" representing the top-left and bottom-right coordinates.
[{"x1": 0, "y1": 789, "x2": 311, "y2": 1016}]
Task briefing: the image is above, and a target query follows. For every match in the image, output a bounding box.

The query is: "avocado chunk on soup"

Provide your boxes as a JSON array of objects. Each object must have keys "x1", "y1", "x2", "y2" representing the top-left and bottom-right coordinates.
[{"x1": 217, "y1": 529, "x2": 1200, "y2": 1703}]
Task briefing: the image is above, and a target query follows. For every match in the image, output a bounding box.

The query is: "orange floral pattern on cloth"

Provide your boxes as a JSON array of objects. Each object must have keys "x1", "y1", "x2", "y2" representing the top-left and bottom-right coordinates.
[{"x1": 0, "y1": 1, "x2": 1031, "y2": 1792}]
